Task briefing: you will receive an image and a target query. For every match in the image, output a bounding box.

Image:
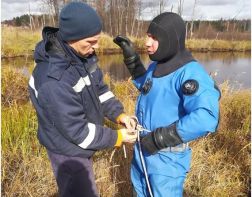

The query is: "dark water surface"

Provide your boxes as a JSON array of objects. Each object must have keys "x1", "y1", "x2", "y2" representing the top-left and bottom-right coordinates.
[{"x1": 2, "y1": 52, "x2": 250, "y2": 89}]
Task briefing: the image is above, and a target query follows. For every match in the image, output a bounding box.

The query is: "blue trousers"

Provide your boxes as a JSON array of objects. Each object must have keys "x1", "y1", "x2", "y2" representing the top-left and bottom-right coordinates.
[
  {"x1": 47, "y1": 149, "x2": 99, "y2": 197},
  {"x1": 131, "y1": 144, "x2": 192, "y2": 197}
]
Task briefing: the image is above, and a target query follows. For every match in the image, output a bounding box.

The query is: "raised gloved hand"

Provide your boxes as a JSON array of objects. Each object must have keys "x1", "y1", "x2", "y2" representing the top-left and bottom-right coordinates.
[
  {"x1": 141, "y1": 122, "x2": 183, "y2": 154},
  {"x1": 113, "y1": 35, "x2": 146, "y2": 79}
]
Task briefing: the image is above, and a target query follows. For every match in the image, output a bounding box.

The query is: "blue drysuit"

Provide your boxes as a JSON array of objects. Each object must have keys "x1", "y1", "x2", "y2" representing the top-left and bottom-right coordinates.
[{"x1": 131, "y1": 61, "x2": 220, "y2": 197}]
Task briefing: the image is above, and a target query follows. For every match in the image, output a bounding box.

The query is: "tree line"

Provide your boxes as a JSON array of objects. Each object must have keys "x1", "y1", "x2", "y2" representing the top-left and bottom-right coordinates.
[{"x1": 2, "y1": 0, "x2": 251, "y2": 40}]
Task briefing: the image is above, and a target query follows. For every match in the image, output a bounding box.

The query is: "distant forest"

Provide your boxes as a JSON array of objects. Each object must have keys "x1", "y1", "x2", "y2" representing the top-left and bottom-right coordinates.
[{"x1": 2, "y1": 0, "x2": 251, "y2": 40}]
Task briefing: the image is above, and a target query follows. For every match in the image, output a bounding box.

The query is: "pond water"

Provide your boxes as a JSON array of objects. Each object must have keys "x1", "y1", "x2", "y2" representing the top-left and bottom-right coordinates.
[{"x1": 2, "y1": 52, "x2": 251, "y2": 90}]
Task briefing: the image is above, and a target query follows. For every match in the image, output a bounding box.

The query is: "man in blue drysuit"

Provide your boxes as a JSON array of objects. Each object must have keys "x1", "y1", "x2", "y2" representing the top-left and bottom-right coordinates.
[{"x1": 114, "y1": 12, "x2": 220, "y2": 196}]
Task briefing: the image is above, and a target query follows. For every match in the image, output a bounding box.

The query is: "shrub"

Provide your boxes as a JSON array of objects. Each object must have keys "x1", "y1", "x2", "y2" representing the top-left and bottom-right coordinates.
[{"x1": 2, "y1": 67, "x2": 29, "y2": 107}]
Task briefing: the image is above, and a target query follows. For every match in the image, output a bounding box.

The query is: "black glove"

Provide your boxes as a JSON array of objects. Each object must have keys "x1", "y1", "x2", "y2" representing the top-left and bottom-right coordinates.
[
  {"x1": 141, "y1": 123, "x2": 183, "y2": 155},
  {"x1": 113, "y1": 35, "x2": 146, "y2": 79}
]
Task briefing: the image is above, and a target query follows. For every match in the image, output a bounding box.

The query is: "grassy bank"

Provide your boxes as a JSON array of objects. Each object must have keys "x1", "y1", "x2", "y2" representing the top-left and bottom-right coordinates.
[
  {"x1": 1, "y1": 27, "x2": 251, "y2": 58},
  {"x1": 2, "y1": 66, "x2": 251, "y2": 196},
  {"x1": 1, "y1": 27, "x2": 41, "y2": 58},
  {"x1": 186, "y1": 39, "x2": 251, "y2": 52}
]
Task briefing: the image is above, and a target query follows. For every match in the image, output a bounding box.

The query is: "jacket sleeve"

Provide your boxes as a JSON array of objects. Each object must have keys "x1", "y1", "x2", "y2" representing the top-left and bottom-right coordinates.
[
  {"x1": 37, "y1": 81, "x2": 118, "y2": 150},
  {"x1": 176, "y1": 65, "x2": 220, "y2": 143},
  {"x1": 95, "y1": 67, "x2": 125, "y2": 122}
]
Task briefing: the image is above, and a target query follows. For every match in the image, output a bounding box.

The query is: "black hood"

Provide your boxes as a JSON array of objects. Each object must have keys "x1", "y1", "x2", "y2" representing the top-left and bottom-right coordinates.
[
  {"x1": 147, "y1": 12, "x2": 195, "y2": 77},
  {"x1": 34, "y1": 26, "x2": 84, "y2": 66},
  {"x1": 34, "y1": 27, "x2": 63, "y2": 64},
  {"x1": 33, "y1": 27, "x2": 77, "y2": 80},
  {"x1": 153, "y1": 50, "x2": 195, "y2": 77}
]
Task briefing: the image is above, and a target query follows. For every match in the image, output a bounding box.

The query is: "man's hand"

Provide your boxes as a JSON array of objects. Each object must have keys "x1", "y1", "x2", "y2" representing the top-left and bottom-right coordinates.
[
  {"x1": 121, "y1": 115, "x2": 137, "y2": 131},
  {"x1": 120, "y1": 128, "x2": 137, "y2": 143},
  {"x1": 117, "y1": 114, "x2": 137, "y2": 130}
]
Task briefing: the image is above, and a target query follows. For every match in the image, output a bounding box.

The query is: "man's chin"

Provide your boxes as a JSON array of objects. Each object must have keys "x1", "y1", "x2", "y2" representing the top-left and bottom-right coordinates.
[
  {"x1": 87, "y1": 51, "x2": 95, "y2": 56},
  {"x1": 79, "y1": 52, "x2": 94, "y2": 58}
]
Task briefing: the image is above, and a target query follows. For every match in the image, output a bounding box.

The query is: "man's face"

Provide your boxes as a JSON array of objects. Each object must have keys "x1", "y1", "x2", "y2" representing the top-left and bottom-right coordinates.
[
  {"x1": 145, "y1": 34, "x2": 159, "y2": 55},
  {"x1": 68, "y1": 33, "x2": 101, "y2": 57}
]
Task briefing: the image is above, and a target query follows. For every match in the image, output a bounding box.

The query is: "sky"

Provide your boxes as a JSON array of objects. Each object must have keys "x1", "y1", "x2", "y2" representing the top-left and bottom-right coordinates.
[
  {"x1": 1, "y1": 0, "x2": 251, "y2": 21},
  {"x1": 140, "y1": 0, "x2": 251, "y2": 20}
]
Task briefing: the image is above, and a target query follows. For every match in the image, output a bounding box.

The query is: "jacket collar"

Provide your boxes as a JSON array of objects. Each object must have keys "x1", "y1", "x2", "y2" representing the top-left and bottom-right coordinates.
[{"x1": 43, "y1": 27, "x2": 98, "y2": 80}]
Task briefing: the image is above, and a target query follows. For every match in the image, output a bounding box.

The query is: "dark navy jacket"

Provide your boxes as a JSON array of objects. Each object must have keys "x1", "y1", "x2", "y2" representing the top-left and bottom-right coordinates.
[{"x1": 29, "y1": 27, "x2": 124, "y2": 157}]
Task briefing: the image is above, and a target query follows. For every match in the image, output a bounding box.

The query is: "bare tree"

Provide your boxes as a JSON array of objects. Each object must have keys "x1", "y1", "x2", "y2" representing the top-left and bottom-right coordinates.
[
  {"x1": 177, "y1": 0, "x2": 184, "y2": 16},
  {"x1": 190, "y1": 0, "x2": 197, "y2": 39},
  {"x1": 159, "y1": 0, "x2": 167, "y2": 14},
  {"x1": 170, "y1": 4, "x2": 174, "y2": 12},
  {"x1": 28, "y1": 0, "x2": 33, "y2": 31},
  {"x1": 40, "y1": 0, "x2": 145, "y2": 37},
  {"x1": 133, "y1": 0, "x2": 143, "y2": 37},
  {"x1": 42, "y1": 0, "x2": 66, "y2": 26},
  {"x1": 27, "y1": 0, "x2": 37, "y2": 31}
]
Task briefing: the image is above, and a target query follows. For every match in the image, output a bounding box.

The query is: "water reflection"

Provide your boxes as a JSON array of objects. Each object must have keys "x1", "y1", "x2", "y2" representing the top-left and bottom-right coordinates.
[
  {"x1": 192, "y1": 52, "x2": 251, "y2": 89},
  {"x1": 2, "y1": 52, "x2": 250, "y2": 89},
  {"x1": 99, "y1": 52, "x2": 251, "y2": 89}
]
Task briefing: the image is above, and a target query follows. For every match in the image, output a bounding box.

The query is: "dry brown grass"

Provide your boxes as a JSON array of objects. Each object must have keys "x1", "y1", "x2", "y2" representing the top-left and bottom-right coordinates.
[
  {"x1": 2, "y1": 26, "x2": 250, "y2": 58},
  {"x1": 1, "y1": 27, "x2": 41, "y2": 57},
  {"x1": 2, "y1": 66, "x2": 29, "y2": 107},
  {"x1": 184, "y1": 82, "x2": 250, "y2": 196},
  {"x1": 2, "y1": 104, "x2": 58, "y2": 197},
  {"x1": 186, "y1": 39, "x2": 251, "y2": 52},
  {"x1": 2, "y1": 70, "x2": 250, "y2": 196},
  {"x1": 94, "y1": 76, "x2": 137, "y2": 197}
]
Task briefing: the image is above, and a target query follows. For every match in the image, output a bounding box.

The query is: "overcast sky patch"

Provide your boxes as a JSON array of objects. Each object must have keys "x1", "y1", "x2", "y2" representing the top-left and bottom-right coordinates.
[
  {"x1": 2, "y1": 0, "x2": 44, "y2": 20},
  {"x1": 1, "y1": 0, "x2": 251, "y2": 21}
]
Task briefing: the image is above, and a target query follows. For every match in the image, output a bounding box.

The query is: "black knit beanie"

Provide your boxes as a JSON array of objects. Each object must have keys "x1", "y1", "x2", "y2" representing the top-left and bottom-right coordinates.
[
  {"x1": 59, "y1": 2, "x2": 102, "y2": 41},
  {"x1": 147, "y1": 12, "x2": 186, "y2": 62}
]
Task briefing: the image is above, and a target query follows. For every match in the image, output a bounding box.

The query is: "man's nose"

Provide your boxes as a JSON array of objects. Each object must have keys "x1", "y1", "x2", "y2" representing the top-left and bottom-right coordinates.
[{"x1": 145, "y1": 38, "x2": 152, "y2": 47}]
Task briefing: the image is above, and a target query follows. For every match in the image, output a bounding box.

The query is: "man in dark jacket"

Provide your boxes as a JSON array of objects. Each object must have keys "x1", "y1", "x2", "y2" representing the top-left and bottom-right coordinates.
[{"x1": 28, "y1": 2, "x2": 136, "y2": 197}]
